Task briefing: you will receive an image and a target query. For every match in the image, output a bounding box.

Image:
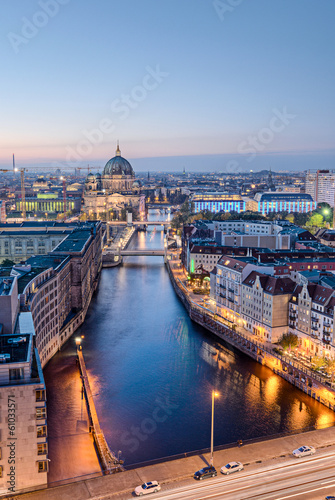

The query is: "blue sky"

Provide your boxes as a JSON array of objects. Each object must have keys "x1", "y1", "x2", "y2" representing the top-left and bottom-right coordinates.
[{"x1": 1, "y1": 0, "x2": 335, "y2": 171}]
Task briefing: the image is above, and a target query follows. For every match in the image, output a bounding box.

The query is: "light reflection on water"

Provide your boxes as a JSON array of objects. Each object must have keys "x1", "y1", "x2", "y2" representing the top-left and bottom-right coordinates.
[{"x1": 44, "y1": 212, "x2": 335, "y2": 466}]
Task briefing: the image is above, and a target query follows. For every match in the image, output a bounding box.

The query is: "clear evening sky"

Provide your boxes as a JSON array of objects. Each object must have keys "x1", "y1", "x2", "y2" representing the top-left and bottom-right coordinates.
[{"x1": 1, "y1": 0, "x2": 335, "y2": 172}]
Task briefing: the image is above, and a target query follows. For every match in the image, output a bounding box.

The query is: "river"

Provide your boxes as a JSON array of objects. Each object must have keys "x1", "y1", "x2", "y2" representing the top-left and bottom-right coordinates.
[{"x1": 44, "y1": 210, "x2": 335, "y2": 473}]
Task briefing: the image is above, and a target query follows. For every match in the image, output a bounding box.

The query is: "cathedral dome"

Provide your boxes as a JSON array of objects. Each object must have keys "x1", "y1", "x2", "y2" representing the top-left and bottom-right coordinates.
[{"x1": 103, "y1": 143, "x2": 134, "y2": 176}]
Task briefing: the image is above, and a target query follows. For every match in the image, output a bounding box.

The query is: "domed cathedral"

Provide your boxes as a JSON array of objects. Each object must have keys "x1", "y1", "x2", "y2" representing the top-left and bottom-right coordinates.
[{"x1": 82, "y1": 142, "x2": 145, "y2": 220}]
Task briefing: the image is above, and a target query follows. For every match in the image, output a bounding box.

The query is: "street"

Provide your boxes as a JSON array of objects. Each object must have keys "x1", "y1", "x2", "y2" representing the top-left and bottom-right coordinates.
[{"x1": 121, "y1": 450, "x2": 335, "y2": 500}]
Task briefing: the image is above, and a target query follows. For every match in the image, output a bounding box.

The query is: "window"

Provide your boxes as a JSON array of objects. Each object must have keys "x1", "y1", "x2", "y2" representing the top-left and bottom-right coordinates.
[
  {"x1": 9, "y1": 368, "x2": 24, "y2": 381},
  {"x1": 36, "y1": 407, "x2": 46, "y2": 419},
  {"x1": 37, "y1": 426, "x2": 47, "y2": 438},
  {"x1": 37, "y1": 461, "x2": 48, "y2": 473},
  {"x1": 0, "y1": 465, "x2": 2, "y2": 478},
  {"x1": 37, "y1": 443, "x2": 48, "y2": 455},
  {"x1": 36, "y1": 390, "x2": 46, "y2": 402}
]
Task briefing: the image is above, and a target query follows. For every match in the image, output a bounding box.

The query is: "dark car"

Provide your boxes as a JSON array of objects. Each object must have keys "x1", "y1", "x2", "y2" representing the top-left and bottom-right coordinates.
[{"x1": 194, "y1": 466, "x2": 217, "y2": 480}]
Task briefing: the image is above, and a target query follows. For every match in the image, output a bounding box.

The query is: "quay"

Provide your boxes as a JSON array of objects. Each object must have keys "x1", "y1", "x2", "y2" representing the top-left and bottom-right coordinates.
[
  {"x1": 9, "y1": 426, "x2": 335, "y2": 499},
  {"x1": 76, "y1": 347, "x2": 124, "y2": 474},
  {"x1": 166, "y1": 252, "x2": 335, "y2": 412}
]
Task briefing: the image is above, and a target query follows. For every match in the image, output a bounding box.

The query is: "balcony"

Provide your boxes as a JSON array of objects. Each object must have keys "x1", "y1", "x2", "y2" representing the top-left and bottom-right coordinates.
[
  {"x1": 311, "y1": 325, "x2": 319, "y2": 331},
  {"x1": 228, "y1": 297, "x2": 234, "y2": 303},
  {"x1": 220, "y1": 292, "x2": 226, "y2": 299},
  {"x1": 220, "y1": 284, "x2": 226, "y2": 289},
  {"x1": 323, "y1": 336, "x2": 331, "y2": 345},
  {"x1": 228, "y1": 287, "x2": 235, "y2": 293},
  {"x1": 289, "y1": 314, "x2": 296, "y2": 321}
]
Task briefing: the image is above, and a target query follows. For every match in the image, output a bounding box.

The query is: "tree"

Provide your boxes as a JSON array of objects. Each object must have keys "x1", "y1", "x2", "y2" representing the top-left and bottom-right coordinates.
[
  {"x1": 325, "y1": 358, "x2": 335, "y2": 382},
  {"x1": 311, "y1": 355, "x2": 326, "y2": 370},
  {"x1": 1, "y1": 259, "x2": 15, "y2": 267},
  {"x1": 285, "y1": 213, "x2": 295, "y2": 223},
  {"x1": 306, "y1": 213, "x2": 324, "y2": 231},
  {"x1": 278, "y1": 333, "x2": 299, "y2": 351}
]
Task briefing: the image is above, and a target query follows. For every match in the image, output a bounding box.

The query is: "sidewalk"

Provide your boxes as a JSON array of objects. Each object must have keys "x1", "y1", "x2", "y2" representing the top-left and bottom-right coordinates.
[{"x1": 10, "y1": 426, "x2": 335, "y2": 500}]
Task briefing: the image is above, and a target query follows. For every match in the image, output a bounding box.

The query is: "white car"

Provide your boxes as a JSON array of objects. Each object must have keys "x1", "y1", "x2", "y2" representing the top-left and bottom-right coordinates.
[
  {"x1": 220, "y1": 461, "x2": 244, "y2": 474},
  {"x1": 292, "y1": 445, "x2": 315, "y2": 458},
  {"x1": 134, "y1": 481, "x2": 161, "y2": 496}
]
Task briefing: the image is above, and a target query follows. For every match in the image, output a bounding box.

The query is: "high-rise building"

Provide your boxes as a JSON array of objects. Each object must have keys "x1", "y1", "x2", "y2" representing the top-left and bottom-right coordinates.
[{"x1": 305, "y1": 170, "x2": 335, "y2": 206}]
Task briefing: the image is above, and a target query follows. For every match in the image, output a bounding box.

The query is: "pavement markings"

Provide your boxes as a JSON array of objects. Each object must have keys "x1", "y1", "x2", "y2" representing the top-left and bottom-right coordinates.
[{"x1": 275, "y1": 483, "x2": 335, "y2": 500}]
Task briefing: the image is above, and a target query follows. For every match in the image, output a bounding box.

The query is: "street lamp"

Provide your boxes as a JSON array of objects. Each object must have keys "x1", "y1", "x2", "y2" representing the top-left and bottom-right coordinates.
[{"x1": 210, "y1": 391, "x2": 219, "y2": 466}]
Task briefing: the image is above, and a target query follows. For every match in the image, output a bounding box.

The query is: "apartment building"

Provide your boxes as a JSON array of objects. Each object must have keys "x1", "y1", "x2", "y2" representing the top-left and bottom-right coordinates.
[
  {"x1": 241, "y1": 271, "x2": 295, "y2": 342},
  {"x1": 288, "y1": 283, "x2": 335, "y2": 358},
  {"x1": 211, "y1": 257, "x2": 273, "y2": 327},
  {"x1": 305, "y1": 170, "x2": 335, "y2": 206}
]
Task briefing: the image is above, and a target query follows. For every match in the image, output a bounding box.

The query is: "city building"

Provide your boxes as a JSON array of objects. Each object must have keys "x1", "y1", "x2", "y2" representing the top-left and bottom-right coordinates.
[
  {"x1": 18, "y1": 222, "x2": 102, "y2": 367},
  {"x1": 0, "y1": 221, "x2": 88, "y2": 264},
  {"x1": 250, "y1": 192, "x2": 316, "y2": 215},
  {"x1": 305, "y1": 170, "x2": 335, "y2": 206},
  {"x1": 191, "y1": 192, "x2": 246, "y2": 214},
  {"x1": 211, "y1": 256, "x2": 273, "y2": 328},
  {"x1": 0, "y1": 332, "x2": 48, "y2": 494},
  {"x1": 82, "y1": 143, "x2": 145, "y2": 219},
  {"x1": 288, "y1": 283, "x2": 335, "y2": 358},
  {"x1": 241, "y1": 271, "x2": 295, "y2": 342}
]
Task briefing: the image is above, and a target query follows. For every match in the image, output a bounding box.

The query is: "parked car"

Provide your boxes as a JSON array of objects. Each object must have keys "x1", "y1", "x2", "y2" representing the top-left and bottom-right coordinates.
[
  {"x1": 134, "y1": 481, "x2": 161, "y2": 496},
  {"x1": 194, "y1": 466, "x2": 217, "y2": 480},
  {"x1": 7, "y1": 336, "x2": 26, "y2": 345},
  {"x1": 292, "y1": 445, "x2": 315, "y2": 458},
  {"x1": 220, "y1": 461, "x2": 244, "y2": 474},
  {"x1": 325, "y1": 496, "x2": 335, "y2": 500}
]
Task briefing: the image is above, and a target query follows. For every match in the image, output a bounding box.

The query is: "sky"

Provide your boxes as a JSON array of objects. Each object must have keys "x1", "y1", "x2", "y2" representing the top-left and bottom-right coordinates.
[{"x1": 1, "y1": 0, "x2": 335, "y2": 172}]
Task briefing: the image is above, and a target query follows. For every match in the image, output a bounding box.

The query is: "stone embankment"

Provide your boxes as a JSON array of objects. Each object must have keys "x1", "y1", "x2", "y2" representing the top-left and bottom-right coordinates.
[{"x1": 166, "y1": 258, "x2": 335, "y2": 412}]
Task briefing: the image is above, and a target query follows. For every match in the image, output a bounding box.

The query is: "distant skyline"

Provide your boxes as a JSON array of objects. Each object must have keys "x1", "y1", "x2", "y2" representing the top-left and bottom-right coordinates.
[{"x1": 1, "y1": 0, "x2": 335, "y2": 172}]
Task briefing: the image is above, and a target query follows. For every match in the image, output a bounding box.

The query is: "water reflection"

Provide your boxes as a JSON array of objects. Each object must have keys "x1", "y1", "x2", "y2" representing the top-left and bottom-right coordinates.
[{"x1": 44, "y1": 213, "x2": 335, "y2": 467}]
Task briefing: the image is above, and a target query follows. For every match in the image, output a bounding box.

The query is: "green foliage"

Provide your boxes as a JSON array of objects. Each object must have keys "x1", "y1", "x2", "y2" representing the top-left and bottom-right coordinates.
[
  {"x1": 278, "y1": 333, "x2": 299, "y2": 350},
  {"x1": 306, "y1": 213, "x2": 324, "y2": 231},
  {"x1": 1, "y1": 259, "x2": 15, "y2": 267},
  {"x1": 311, "y1": 355, "x2": 326, "y2": 369}
]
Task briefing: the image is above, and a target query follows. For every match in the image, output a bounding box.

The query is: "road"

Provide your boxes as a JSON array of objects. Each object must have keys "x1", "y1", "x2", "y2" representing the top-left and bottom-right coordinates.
[{"x1": 118, "y1": 450, "x2": 335, "y2": 500}]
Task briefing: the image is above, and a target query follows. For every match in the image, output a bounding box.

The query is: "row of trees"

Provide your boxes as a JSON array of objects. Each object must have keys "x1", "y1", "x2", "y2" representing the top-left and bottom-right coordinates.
[{"x1": 278, "y1": 333, "x2": 335, "y2": 380}]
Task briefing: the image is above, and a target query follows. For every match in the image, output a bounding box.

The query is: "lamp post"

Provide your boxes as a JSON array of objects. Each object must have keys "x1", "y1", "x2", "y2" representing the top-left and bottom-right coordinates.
[{"x1": 210, "y1": 391, "x2": 219, "y2": 466}]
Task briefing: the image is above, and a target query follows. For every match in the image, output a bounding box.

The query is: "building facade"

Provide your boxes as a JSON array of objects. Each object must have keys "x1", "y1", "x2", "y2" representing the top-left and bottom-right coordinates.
[
  {"x1": 82, "y1": 144, "x2": 145, "y2": 219},
  {"x1": 305, "y1": 170, "x2": 335, "y2": 206},
  {"x1": 252, "y1": 192, "x2": 316, "y2": 215},
  {"x1": 241, "y1": 271, "x2": 295, "y2": 342},
  {"x1": 191, "y1": 192, "x2": 246, "y2": 214}
]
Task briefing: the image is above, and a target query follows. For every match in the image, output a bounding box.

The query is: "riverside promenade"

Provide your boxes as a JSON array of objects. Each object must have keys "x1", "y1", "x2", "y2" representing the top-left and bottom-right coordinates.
[
  {"x1": 8, "y1": 426, "x2": 335, "y2": 499},
  {"x1": 166, "y1": 250, "x2": 335, "y2": 413}
]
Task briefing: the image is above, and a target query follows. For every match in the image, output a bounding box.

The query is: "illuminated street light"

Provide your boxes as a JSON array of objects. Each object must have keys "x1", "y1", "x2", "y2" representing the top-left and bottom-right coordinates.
[{"x1": 210, "y1": 391, "x2": 219, "y2": 466}]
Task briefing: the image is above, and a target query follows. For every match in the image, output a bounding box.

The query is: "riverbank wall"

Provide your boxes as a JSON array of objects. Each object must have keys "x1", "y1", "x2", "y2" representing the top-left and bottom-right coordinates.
[{"x1": 166, "y1": 260, "x2": 335, "y2": 412}]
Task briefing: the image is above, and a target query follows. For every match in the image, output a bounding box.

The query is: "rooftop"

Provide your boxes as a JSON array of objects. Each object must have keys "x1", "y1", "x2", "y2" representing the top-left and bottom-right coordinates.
[
  {"x1": 0, "y1": 334, "x2": 31, "y2": 364},
  {"x1": 0, "y1": 277, "x2": 14, "y2": 295}
]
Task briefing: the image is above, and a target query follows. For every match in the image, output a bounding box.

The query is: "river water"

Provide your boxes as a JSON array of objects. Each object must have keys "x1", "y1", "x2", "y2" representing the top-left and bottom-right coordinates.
[{"x1": 44, "y1": 211, "x2": 335, "y2": 470}]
